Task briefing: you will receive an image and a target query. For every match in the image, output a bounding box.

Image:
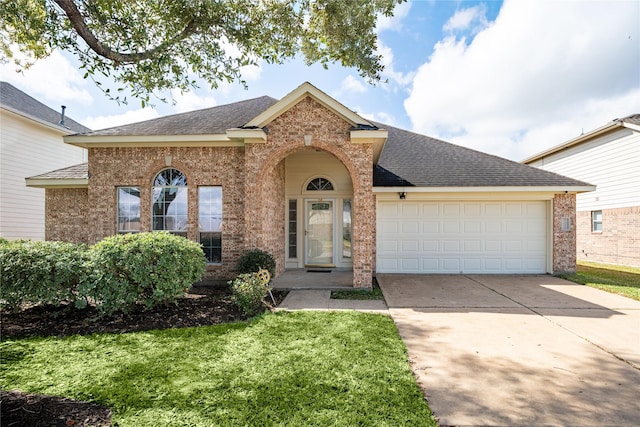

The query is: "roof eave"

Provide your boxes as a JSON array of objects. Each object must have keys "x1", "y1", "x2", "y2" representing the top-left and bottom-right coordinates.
[
  {"x1": 64, "y1": 133, "x2": 240, "y2": 148},
  {"x1": 373, "y1": 185, "x2": 596, "y2": 194},
  {"x1": 1, "y1": 106, "x2": 75, "y2": 135},
  {"x1": 25, "y1": 178, "x2": 89, "y2": 188},
  {"x1": 521, "y1": 120, "x2": 632, "y2": 164}
]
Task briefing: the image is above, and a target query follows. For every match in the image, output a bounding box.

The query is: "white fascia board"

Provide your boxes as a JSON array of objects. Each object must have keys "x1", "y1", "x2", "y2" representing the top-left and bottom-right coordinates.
[
  {"x1": 350, "y1": 129, "x2": 388, "y2": 143},
  {"x1": 373, "y1": 186, "x2": 596, "y2": 194},
  {"x1": 25, "y1": 178, "x2": 88, "y2": 188},
  {"x1": 64, "y1": 133, "x2": 239, "y2": 148},
  {"x1": 225, "y1": 128, "x2": 267, "y2": 143}
]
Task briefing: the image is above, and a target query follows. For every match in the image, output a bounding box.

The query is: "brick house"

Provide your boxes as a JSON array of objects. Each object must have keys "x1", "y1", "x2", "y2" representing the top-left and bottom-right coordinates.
[
  {"x1": 523, "y1": 114, "x2": 640, "y2": 268},
  {"x1": 27, "y1": 83, "x2": 594, "y2": 287}
]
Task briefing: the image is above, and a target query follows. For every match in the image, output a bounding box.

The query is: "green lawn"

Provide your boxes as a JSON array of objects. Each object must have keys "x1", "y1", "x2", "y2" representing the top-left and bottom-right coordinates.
[
  {"x1": 558, "y1": 261, "x2": 640, "y2": 301},
  {"x1": 0, "y1": 311, "x2": 436, "y2": 426}
]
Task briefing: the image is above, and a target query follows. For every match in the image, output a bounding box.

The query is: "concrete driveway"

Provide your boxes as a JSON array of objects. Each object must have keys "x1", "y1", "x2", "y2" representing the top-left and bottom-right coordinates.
[{"x1": 377, "y1": 274, "x2": 640, "y2": 427}]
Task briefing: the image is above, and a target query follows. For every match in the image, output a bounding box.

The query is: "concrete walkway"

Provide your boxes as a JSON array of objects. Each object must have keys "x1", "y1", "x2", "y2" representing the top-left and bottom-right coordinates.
[
  {"x1": 277, "y1": 289, "x2": 388, "y2": 314},
  {"x1": 377, "y1": 274, "x2": 640, "y2": 427}
]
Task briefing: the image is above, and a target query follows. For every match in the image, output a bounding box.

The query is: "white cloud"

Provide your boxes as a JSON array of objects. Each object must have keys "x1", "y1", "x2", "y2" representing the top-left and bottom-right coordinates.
[
  {"x1": 359, "y1": 110, "x2": 398, "y2": 127},
  {"x1": 405, "y1": 0, "x2": 640, "y2": 160},
  {"x1": 83, "y1": 108, "x2": 159, "y2": 130},
  {"x1": 0, "y1": 49, "x2": 93, "y2": 105},
  {"x1": 443, "y1": 4, "x2": 489, "y2": 34},
  {"x1": 171, "y1": 90, "x2": 217, "y2": 113},
  {"x1": 333, "y1": 75, "x2": 367, "y2": 99},
  {"x1": 377, "y1": 41, "x2": 415, "y2": 89},
  {"x1": 377, "y1": 0, "x2": 413, "y2": 32}
]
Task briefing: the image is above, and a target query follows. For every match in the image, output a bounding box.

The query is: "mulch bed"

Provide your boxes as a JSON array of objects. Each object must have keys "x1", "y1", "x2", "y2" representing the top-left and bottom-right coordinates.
[{"x1": 1, "y1": 286, "x2": 289, "y2": 426}]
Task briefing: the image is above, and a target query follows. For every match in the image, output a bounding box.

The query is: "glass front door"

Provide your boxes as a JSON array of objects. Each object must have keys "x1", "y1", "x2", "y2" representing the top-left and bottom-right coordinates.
[{"x1": 305, "y1": 200, "x2": 334, "y2": 266}]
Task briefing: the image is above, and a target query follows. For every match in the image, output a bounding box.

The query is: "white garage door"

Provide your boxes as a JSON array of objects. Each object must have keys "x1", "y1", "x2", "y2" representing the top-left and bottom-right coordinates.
[{"x1": 377, "y1": 201, "x2": 548, "y2": 274}]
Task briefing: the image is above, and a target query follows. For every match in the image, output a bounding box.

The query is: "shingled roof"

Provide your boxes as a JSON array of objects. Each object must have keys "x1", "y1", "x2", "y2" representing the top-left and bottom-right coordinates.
[
  {"x1": 0, "y1": 81, "x2": 90, "y2": 133},
  {"x1": 374, "y1": 124, "x2": 592, "y2": 187},
  {"x1": 80, "y1": 96, "x2": 278, "y2": 136}
]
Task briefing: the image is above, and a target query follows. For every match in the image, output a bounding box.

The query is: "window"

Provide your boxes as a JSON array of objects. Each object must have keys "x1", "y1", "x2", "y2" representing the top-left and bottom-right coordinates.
[
  {"x1": 591, "y1": 210, "x2": 603, "y2": 232},
  {"x1": 288, "y1": 199, "x2": 297, "y2": 258},
  {"x1": 342, "y1": 199, "x2": 352, "y2": 259},
  {"x1": 117, "y1": 187, "x2": 140, "y2": 233},
  {"x1": 306, "y1": 177, "x2": 334, "y2": 191},
  {"x1": 199, "y1": 187, "x2": 222, "y2": 264},
  {"x1": 152, "y1": 168, "x2": 188, "y2": 237}
]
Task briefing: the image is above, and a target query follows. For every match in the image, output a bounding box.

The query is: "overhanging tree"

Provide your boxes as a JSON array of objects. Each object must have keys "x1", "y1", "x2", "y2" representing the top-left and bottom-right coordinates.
[{"x1": 1, "y1": 0, "x2": 403, "y2": 105}]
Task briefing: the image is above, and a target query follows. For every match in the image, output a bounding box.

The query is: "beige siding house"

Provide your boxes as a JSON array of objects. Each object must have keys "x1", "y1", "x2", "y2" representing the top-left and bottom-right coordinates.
[
  {"x1": 28, "y1": 83, "x2": 595, "y2": 286},
  {"x1": 523, "y1": 115, "x2": 640, "y2": 267},
  {"x1": 0, "y1": 82, "x2": 89, "y2": 240}
]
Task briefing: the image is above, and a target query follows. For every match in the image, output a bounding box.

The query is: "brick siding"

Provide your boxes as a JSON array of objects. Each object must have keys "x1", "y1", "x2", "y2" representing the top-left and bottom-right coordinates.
[
  {"x1": 553, "y1": 193, "x2": 577, "y2": 273},
  {"x1": 45, "y1": 188, "x2": 89, "y2": 243},
  {"x1": 577, "y1": 206, "x2": 640, "y2": 267}
]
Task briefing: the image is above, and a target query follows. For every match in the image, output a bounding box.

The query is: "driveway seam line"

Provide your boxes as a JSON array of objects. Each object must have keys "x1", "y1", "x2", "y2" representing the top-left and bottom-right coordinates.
[{"x1": 465, "y1": 275, "x2": 640, "y2": 372}]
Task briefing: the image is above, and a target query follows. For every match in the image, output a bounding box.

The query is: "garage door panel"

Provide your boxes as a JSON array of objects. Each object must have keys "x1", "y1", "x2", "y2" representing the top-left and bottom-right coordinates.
[{"x1": 377, "y1": 200, "x2": 547, "y2": 274}]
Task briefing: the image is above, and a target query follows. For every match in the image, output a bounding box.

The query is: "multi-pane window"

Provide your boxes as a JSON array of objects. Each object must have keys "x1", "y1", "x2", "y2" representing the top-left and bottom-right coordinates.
[
  {"x1": 152, "y1": 168, "x2": 188, "y2": 237},
  {"x1": 199, "y1": 187, "x2": 222, "y2": 264},
  {"x1": 117, "y1": 187, "x2": 140, "y2": 233},
  {"x1": 342, "y1": 199, "x2": 352, "y2": 259},
  {"x1": 288, "y1": 199, "x2": 297, "y2": 259},
  {"x1": 591, "y1": 210, "x2": 603, "y2": 232},
  {"x1": 306, "y1": 177, "x2": 334, "y2": 191}
]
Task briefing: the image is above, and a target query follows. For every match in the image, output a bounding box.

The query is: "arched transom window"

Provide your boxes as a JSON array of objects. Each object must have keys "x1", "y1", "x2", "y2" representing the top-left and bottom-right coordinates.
[
  {"x1": 306, "y1": 177, "x2": 334, "y2": 191},
  {"x1": 152, "y1": 168, "x2": 188, "y2": 237}
]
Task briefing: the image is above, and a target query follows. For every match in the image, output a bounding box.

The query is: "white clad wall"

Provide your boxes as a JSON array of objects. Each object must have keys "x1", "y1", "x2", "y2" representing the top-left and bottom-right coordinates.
[
  {"x1": 0, "y1": 110, "x2": 86, "y2": 240},
  {"x1": 527, "y1": 127, "x2": 640, "y2": 211},
  {"x1": 377, "y1": 200, "x2": 548, "y2": 274}
]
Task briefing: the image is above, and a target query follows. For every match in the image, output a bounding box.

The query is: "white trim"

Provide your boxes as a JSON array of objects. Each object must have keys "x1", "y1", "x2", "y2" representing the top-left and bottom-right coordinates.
[
  {"x1": 522, "y1": 118, "x2": 640, "y2": 164},
  {"x1": 24, "y1": 178, "x2": 88, "y2": 188},
  {"x1": 1, "y1": 107, "x2": 75, "y2": 135},
  {"x1": 373, "y1": 186, "x2": 595, "y2": 194},
  {"x1": 225, "y1": 128, "x2": 267, "y2": 143},
  {"x1": 64, "y1": 133, "x2": 238, "y2": 147},
  {"x1": 350, "y1": 129, "x2": 388, "y2": 143},
  {"x1": 245, "y1": 82, "x2": 373, "y2": 128}
]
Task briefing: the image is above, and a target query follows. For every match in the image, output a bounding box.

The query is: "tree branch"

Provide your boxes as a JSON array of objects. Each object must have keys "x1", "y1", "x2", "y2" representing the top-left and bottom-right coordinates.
[{"x1": 53, "y1": 0, "x2": 198, "y2": 64}]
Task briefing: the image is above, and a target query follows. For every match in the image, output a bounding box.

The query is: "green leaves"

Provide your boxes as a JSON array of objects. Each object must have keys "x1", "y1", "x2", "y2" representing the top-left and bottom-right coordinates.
[
  {"x1": 0, "y1": 0, "x2": 403, "y2": 104},
  {"x1": 229, "y1": 273, "x2": 270, "y2": 316},
  {"x1": 0, "y1": 233, "x2": 207, "y2": 316}
]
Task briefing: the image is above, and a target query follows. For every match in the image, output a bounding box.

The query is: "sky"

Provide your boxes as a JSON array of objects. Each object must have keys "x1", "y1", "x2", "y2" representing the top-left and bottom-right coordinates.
[{"x1": 1, "y1": 0, "x2": 639, "y2": 161}]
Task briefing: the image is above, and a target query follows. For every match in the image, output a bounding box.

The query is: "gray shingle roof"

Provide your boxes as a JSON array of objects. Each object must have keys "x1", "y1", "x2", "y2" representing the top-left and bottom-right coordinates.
[
  {"x1": 620, "y1": 113, "x2": 640, "y2": 126},
  {"x1": 0, "y1": 81, "x2": 91, "y2": 133},
  {"x1": 26, "y1": 163, "x2": 88, "y2": 180},
  {"x1": 81, "y1": 96, "x2": 278, "y2": 136},
  {"x1": 374, "y1": 124, "x2": 592, "y2": 187}
]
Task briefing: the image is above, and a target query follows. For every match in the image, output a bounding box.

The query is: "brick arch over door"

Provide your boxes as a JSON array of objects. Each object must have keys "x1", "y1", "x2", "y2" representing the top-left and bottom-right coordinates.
[{"x1": 242, "y1": 96, "x2": 375, "y2": 287}]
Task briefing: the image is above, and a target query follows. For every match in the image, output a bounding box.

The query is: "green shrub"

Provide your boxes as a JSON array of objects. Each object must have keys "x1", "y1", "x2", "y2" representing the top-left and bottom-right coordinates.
[
  {"x1": 0, "y1": 240, "x2": 89, "y2": 311},
  {"x1": 229, "y1": 273, "x2": 269, "y2": 316},
  {"x1": 235, "y1": 249, "x2": 275, "y2": 277},
  {"x1": 85, "y1": 232, "x2": 206, "y2": 315}
]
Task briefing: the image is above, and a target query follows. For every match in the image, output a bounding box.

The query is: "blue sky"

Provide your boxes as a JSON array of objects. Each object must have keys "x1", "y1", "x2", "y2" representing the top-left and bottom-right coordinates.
[{"x1": 2, "y1": 0, "x2": 639, "y2": 161}]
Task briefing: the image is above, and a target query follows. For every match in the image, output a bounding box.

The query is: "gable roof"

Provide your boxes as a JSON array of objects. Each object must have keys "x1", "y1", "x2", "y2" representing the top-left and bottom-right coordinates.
[
  {"x1": 374, "y1": 124, "x2": 593, "y2": 189},
  {"x1": 0, "y1": 81, "x2": 90, "y2": 133},
  {"x1": 33, "y1": 82, "x2": 593, "y2": 191},
  {"x1": 522, "y1": 114, "x2": 640, "y2": 164}
]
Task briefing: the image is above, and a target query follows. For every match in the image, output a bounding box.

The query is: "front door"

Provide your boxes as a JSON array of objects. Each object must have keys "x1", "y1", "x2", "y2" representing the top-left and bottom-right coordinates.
[{"x1": 305, "y1": 200, "x2": 334, "y2": 266}]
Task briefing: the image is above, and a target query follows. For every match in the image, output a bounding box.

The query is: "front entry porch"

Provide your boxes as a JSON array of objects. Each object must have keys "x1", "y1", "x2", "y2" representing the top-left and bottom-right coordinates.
[{"x1": 271, "y1": 269, "x2": 354, "y2": 290}]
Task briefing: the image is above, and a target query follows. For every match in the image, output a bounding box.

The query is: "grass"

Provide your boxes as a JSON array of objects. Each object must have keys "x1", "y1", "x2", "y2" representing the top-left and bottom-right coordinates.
[
  {"x1": 0, "y1": 311, "x2": 436, "y2": 427},
  {"x1": 331, "y1": 279, "x2": 385, "y2": 300},
  {"x1": 557, "y1": 261, "x2": 640, "y2": 301}
]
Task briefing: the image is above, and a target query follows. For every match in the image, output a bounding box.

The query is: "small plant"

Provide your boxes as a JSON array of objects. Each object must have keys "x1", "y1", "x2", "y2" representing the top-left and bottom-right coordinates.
[
  {"x1": 235, "y1": 249, "x2": 276, "y2": 277},
  {"x1": 229, "y1": 273, "x2": 269, "y2": 316}
]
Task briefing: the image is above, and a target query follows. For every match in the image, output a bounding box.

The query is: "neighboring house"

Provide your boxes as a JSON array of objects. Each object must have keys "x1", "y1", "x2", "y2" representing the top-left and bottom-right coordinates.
[
  {"x1": 523, "y1": 115, "x2": 640, "y2": 268},
  {"x1": 0, "y1": 82, "x2": 89, "y2": 240},
  {"x1": 27, "y1": 82, "x2": 594, "y2": 287}
]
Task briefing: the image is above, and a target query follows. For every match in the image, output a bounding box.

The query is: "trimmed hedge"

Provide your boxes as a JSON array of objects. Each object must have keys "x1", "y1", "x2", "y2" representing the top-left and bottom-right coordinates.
[
  {"x1": 0, "y1": 240, "x2": 89, "y2": 311},
  {"x1": 0, "y1": 233, "x2": 207, "y2": 316}
]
